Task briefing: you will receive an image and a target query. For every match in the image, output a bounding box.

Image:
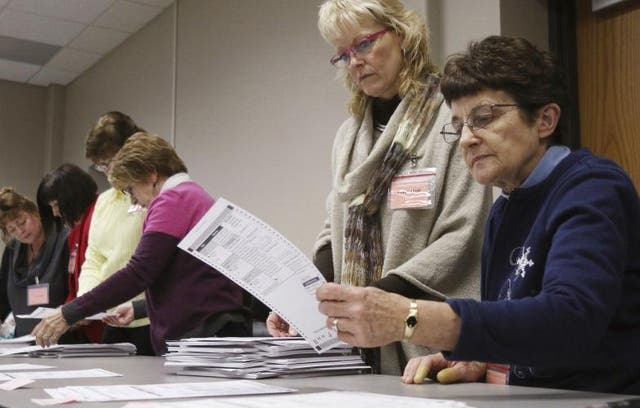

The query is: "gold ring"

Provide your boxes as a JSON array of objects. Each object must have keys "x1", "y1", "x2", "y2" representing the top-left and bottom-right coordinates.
[{"x1": 332, "y1": 318, "x2": 339, "y2": 332}]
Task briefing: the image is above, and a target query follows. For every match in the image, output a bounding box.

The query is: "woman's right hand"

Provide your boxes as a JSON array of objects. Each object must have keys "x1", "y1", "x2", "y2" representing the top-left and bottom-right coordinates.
[
  {"x1": 266, "y1": 311, "x2": 298, "y2": 337},
  {"x1": 102, "y1": 303, "x2": 135, "y2": 327},
  {"x1": 402, "y1": 353, "x2": 486, "y2": 385}
]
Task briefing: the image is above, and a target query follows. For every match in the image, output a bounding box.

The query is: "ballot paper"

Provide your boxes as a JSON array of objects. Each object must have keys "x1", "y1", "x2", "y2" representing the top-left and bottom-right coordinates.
[
  {"x1": 0, "y1": 335, "x2": 36, "y2": 354},
  {"x1": 164, "y1": 337, "x2": 370, "y2": 379},
  {"x1": 0, "y1": 334, "x2": 36, "y2": 344},
  {"x1": 0, "y1": 363, "x2": 53, "y2": 370},
  {"x1": 43, "y1": 380, "x2": 295, "y2": 402},
  {"x1": 16, "y1": 307, "x2": 112, "y2": 320},
  {"x1": 0, "y1": 342, "x2": 136, "y2": 357},
  {"x1": 178, "y1": 198, "x2": 339, "y2": 353},
  {"x1": 0, "y1": 368, "x2": 120, "y2": 381},
  {"x1": 118, "y1": 390, "x2": 476, "y2": 408}
]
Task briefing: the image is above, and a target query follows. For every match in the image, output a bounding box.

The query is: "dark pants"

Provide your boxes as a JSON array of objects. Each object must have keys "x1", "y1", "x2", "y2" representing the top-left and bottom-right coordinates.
[{"x1": 101, "y1": 325, "x2": 154, "y2": 356}]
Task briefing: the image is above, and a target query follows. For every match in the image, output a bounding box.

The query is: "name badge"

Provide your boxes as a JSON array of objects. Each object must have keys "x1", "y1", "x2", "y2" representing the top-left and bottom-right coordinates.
[
  {"x1": 389, "y1": 168, "x2": 436, "y2": 210},
  {"x1": 27, "y1": 283, "x2": 50, "y2": 306},
  {"x1": 486, "y1": 362, "x2": 510, "y2": 385}
]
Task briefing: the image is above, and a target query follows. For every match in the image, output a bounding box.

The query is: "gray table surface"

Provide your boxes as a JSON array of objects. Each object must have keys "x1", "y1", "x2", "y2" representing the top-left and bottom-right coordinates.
[{"x1": 0, "y1": 355, "x2": 633, "y2": 408}]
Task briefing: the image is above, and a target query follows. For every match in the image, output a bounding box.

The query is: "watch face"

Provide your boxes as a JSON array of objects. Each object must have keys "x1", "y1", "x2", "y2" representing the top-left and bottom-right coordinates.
[{"x1": 406, "y1": 316, "x2": 417, "y2": 328}]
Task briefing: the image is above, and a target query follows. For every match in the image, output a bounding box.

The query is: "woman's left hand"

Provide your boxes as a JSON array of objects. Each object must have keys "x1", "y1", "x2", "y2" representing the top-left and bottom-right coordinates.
[
  {"x1": 316, "y1": 282, "x2": 407, "y2": 347},
  {"x1": 31, "y1": 308, "x2": 70, "y2": 347},
  {"x1": 402, "y1": 353, "x2": 486, "y2": 385}
]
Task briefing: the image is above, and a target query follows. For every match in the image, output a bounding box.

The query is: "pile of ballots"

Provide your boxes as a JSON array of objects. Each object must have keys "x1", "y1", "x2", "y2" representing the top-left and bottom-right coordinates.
[
  {"x1": 0, "y1": 336, "x2": 137, "y2": 358},
  {"x1": 164, "y1": 337, "x2": 371, "y2": 379}
]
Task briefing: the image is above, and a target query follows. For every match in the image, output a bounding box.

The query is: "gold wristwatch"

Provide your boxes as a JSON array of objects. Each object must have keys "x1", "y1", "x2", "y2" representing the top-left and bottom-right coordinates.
[{"x1": 404, "y1": 300, "x2": 418, "y2": 340}]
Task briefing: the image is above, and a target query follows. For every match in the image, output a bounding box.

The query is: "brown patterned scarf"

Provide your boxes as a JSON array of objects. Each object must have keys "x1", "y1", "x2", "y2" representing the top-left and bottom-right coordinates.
[{"x1": 342, "y1": 75, "x2": 444, "y2": 286}]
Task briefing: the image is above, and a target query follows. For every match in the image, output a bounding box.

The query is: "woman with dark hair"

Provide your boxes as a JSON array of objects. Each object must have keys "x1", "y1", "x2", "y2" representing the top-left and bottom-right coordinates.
[
  {"x1": 37, "y1": 163, "x2": 102, "y2": 343},
  {"x1": 81, "y1": 112, "x2": 153, "y2": 355},
  {"x1": 33, "y1": 133, "x2": 249, "y2": 354},
  {"x1": 315, "y1": 36, "x2": 640, "y2": 395},
  {"x1": 85, "y1": 111, "x2": 144, "y2": 171},
  {"x1": 0, "y1": 187, "x2": 68, "y2": 337}
]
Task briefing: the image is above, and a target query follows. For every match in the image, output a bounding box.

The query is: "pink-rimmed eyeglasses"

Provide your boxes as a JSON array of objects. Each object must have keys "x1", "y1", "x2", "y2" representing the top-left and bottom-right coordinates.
[{"x1": 330, "y1": 29, "x2": 389, "y2": 68}]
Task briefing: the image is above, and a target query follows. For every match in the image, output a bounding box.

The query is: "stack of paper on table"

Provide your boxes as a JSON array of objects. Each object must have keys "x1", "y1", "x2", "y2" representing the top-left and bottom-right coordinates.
[
  {"x1": 0, "y1": 334, "x2": 35, "y2": 351},
  {"x1": 0, "y1": 342, "x2": 136, "y2": 358},
  {"x1": 164, "y1": 337, "x2": 371, "y2": 379}
]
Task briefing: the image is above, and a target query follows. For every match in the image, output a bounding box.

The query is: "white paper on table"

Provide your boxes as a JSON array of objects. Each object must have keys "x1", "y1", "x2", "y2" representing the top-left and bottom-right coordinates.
[
  {"x1": 6, "y1": 368, "x2": 120, "y2": 380},
  {"x1": 16, "y1": 307, "x2": 112, "y2": 320},
  {"x1": 0, "y1": 345, "x2": 51, "y2": 356},
  {"x1": 0, "y1": 377, "x2": 35, "y2": 390},
  {"x1": 120, "y1": 390, "x2": 476, "y2": 408},
  {"x1": 0, "y1": 334, "x2": 35, "y2": 344},
  {"x1": 31, "y1": 397, "x2": 76, "y2": 406},
  {"x1": 44, "y1": 380, "x2": 296, "y2": 402},
  {"x1": 178, "y1": 198, "x2": 339, "y2": 353},
  {"x1": 0, "y1": 363, "x2": 53, "y2": 370}
]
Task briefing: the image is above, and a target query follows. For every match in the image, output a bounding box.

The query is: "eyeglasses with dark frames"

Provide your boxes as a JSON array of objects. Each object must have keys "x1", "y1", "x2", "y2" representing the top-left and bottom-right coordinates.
[
  {"x1": 330, "y1": 29, "x2": 389, "y2": 68},
  {"x1": 440, "y1": 103, "x2": 520, "y2": 143}
]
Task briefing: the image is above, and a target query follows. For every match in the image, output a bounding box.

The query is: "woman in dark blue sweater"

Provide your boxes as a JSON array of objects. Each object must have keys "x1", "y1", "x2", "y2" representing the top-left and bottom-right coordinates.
[{"x1": 315, "y1": 36, "x2": 640, "y2": 395}]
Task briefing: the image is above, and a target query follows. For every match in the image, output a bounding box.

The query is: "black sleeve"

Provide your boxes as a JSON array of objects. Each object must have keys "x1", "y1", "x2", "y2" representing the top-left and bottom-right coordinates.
[
  {"x1": 373, "y1": 274, "x2": 441, "y2": 301},
  {"x1": 313, "y1": 244, "x2": 334, "y2": 282},
  {"x1": 132, "y1": 299, "x2": 148, "y2": 319}
]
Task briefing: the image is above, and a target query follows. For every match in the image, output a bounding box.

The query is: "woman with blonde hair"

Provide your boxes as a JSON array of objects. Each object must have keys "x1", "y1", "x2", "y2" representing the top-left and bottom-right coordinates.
[
  {"x1": 267, "y1": 0, "x2": 492, "y2": 374},
  {"x1": 33, "y1": 133, "x2": 249, "y2": 354}
]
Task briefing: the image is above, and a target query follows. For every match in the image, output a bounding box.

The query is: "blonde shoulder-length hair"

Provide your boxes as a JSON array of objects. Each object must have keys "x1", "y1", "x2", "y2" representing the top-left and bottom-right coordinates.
[{"x1": 318, "y1": 0, "x2": 438, "y2": 118}]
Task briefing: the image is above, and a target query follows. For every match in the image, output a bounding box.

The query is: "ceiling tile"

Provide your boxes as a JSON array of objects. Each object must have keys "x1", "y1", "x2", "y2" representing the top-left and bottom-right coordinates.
[
  {"x1": 46, "y1": 48, "x2": 102, "y2": 73},
  {"x1": 0, "y1": 9, "x2": 85, "y2": 46},
  {"x1": 69, "y1": 26, "x2": 128, "y2": 54},
  {"x1": 0, "y1": 34, "x2": 61, "y2": 65},
  {"x1": 28, "y1": 66, "x2": 78, "y2": 86},
  {"x1": 0, "y1": 57, "x2": 39, "y2": 82},
  {"x1": 8, "y1": 0, "x2": 115, "y2": 23},
  {"x1": 94, "y1": 0, "x2": 164, "y2": 33},
  {"x1": 129, "y1": 0, "x2": 173, "y2": 7}
]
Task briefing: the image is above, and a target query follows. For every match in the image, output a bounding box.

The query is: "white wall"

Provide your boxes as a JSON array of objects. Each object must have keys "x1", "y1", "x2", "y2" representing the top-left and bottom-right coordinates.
[
  {"x1": 174, "y1": 0, "x2": 346, "y2": 252},
  {"x1": 0, "y1": 80, "x2": 47, "y2": 255},
  {"x1": 0, "y1": 80, "x2": 46, "y2": 197},
  {"x1": 426, "y1": 0, "x2": 501, "y2": 67},
  {"x1": 49, "y1": 0, "x2": 547, "y2": 254},
  {"x1": 62, "y1": 5, "x2": 175, "y2": 173}
]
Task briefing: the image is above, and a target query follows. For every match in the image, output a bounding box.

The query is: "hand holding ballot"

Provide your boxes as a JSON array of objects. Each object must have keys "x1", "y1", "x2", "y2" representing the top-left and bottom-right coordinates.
[
  {"x1": 316, "y1": 283, "x2": 410, "y2": 348},
  {"x1": 102, "y1": 303, "x2": 135, "y2": 327},
  {"x1": 266, "y1": 311, "x2": 298, "y2": 337}
]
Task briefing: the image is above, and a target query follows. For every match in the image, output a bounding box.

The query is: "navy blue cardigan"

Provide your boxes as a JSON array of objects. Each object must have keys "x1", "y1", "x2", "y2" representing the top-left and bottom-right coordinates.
[{"x1": 447, "y1": 149, "x2": 640, "y2": 394}]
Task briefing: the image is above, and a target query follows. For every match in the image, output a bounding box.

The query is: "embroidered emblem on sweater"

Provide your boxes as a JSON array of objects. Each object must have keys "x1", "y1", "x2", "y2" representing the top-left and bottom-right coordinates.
[
  {"x1": 501, "y1": 246, "x2": 535, "y2": 300},
  {"x1": 513, "y1": 246, "x2": 534, "y2": 278}
]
